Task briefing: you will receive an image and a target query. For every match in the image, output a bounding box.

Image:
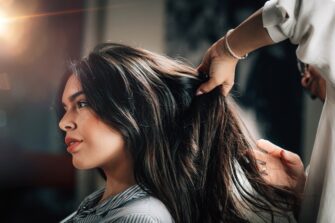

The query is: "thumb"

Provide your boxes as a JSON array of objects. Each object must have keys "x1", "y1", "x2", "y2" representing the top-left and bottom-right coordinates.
[
  {"x1": 197, "y1": 62, "x2": 207, "y2": 74},
  {"x1": 256, "y1": 139, "x2": 283, "y2": 158},
  {"x1": 281, "y1": 150, "x2": 301, "y2": 166},
  {"x1": 197, "y1": 53, "x2": 210, "y2": 74},
  {"x1": 196, "y1": 78, "x2": 219, "y2": 96}
]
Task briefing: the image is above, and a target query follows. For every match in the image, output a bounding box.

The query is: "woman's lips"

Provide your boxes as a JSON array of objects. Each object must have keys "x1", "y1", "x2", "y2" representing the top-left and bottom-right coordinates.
[
  {"x1": 67, "y1": 141, "x2": 82, "y2": 153},
  {"x1": 65, "y1": 137, "x2": 83, "y2": 153}
]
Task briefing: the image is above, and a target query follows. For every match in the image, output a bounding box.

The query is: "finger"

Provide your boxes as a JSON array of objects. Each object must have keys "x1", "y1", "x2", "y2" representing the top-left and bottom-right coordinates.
[
  {"x1": 247, "y1": 149, "x2": 268, "y2": 166},
  {"x1": 308, "y1": 65, "x2": 322, "y2": 78},
  {"x1": 301, "y1": 75, "x2": 311, "y2": 87},
  {"x1": 196, "y1": 51, "x2": 211, "y2": 73},
  {"x1": 257, "y1": 139, "x2": 302, "y2": 167},
  {"x1": 197, "y1": 60, "x2": 209, "y2": 74},
  {"x1": 221, "y1": 83, "x2": 233, "y2": 96},
  {"x1": 309, "y1": 81, "x2": 319, "y2": 98},
  {"x1": 256, "y1": 139, "x2": 283, "y2": 157},
  {"x1": 196, "y1": 78, "x2": 221, "y2": 96},
  {"x1": 281, "y1": 150, "x2": 302, "y2": 166}
]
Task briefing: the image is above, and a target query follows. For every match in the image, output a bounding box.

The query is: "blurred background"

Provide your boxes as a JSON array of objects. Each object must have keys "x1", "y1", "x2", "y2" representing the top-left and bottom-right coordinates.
[{"x1": 0, "y1": 0, "x2": 323, "y2": 222}]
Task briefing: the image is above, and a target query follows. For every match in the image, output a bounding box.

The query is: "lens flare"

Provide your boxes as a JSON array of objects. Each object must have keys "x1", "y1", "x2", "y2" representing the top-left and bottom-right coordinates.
[
  {"x1": 0, "y1": 11, "x2": 9, "y2": 36},
  {"x1": 0, "y1": 3, "x2": 137, "y2": 56}
]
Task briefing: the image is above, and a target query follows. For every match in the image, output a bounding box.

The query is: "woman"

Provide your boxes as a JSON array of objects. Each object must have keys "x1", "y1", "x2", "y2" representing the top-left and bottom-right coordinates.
[
  {"x1": 197, "y1": 0, "x2": 335, "y2": 222},
  {"x1": 58, "y1": 43, "x2": 298, "y2": 223}
]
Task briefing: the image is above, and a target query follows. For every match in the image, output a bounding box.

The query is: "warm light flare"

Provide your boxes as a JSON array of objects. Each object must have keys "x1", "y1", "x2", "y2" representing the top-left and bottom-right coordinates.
[
  {"x1": 0, "y1": 3, "x2": 137, "y2": 56},
  {"x1": 0, "y1": 5, "x2": 29, "y2": 57},
  {"x1": 0, "y1": 3, "x2": 137, "y2": 24},
  {"x1": 0, "y1": 11, "x2": 9, "y2": 35}
]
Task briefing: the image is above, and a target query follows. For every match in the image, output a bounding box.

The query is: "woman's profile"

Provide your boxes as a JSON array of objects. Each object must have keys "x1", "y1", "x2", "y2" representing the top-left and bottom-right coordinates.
[{"x1": 58, "y1": 43, "x2": 298, "y2": 223}]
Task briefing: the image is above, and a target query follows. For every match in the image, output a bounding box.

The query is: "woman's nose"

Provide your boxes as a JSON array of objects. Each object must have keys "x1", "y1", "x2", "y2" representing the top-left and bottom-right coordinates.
[{"x1": 59, "y1": 113, "x2": 76, "y2": 131}]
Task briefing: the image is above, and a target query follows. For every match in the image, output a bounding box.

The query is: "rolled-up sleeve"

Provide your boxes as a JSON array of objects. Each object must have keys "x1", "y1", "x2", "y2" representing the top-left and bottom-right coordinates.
[{"x1": 262, "y1": 0, "x2": 300, "y2": 43}]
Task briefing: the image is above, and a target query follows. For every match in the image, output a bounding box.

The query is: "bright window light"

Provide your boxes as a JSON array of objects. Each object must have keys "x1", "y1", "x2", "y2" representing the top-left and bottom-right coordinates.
[{"x1": 0, "y1": 10, "x2": 9, "y2": 36}]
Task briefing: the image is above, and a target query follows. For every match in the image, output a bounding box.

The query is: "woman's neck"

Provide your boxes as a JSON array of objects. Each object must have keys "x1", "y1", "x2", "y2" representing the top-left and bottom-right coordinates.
[{"x1": 99, "y1": 163, "x2": 136, "y2": 203}]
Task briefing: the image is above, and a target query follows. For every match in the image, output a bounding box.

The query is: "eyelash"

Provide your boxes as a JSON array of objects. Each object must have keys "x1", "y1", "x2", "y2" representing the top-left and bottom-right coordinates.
[{"x1": 76, "y1": 101, "x2": 88, "y2": 109}]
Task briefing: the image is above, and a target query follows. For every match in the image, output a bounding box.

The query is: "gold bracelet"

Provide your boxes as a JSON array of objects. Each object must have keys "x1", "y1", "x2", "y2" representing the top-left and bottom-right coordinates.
[{"x1": 224, "y1": 29, "x2": 248, "y2": 60}]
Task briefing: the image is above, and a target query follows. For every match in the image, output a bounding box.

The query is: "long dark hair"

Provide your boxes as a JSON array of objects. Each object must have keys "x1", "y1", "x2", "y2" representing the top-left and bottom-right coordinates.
[{"x1": 58, "y1": 43, "x2": 297, "y2": 222}]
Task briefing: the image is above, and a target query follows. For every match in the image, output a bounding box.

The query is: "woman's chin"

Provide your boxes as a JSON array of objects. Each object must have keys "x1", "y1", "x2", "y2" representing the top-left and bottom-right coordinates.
[{"x1": 72, "y1": 159, "x2": 93, "y2": 170}]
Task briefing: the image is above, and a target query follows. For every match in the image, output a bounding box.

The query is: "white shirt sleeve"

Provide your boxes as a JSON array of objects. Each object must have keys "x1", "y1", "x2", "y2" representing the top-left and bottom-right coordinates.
[
  {"x1": 262, "y1": 0, "x2": 312, "y2": 44},
  {"x1": 262, "y1": 0, "x2": 295, "y2": 42},
  {"x1": 261, "y1": 1, "x2": 335, "y2": 222},
  {"x1": 262, "y1": 0, "x2": 335, "y2": 75}
]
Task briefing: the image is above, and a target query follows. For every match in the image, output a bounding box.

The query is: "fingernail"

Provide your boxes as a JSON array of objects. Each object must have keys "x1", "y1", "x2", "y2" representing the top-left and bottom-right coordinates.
[
  {"x1": 257, "y1": 139, "x2": 265, "y2": 143},
  {"x1": 256, "y1": 139, "x2": 267, "y2": 146},
  {"x1": 280, "y1": 149, "x2": 285, "y2": 157},
  {"x1": 196, "y1": 90, "x2": 204, "y2": 96}
]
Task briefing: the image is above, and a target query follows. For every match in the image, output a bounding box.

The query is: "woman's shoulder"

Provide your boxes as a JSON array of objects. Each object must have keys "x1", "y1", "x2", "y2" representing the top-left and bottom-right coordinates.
[{"x1": 102, "y1": 195, "x2": 174, "y2": 223}]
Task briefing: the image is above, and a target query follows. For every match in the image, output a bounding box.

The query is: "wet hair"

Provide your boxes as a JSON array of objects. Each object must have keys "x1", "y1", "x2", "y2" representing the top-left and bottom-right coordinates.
[{"x1": 58, "y1": 43, "x2": 297, "y2": 223}]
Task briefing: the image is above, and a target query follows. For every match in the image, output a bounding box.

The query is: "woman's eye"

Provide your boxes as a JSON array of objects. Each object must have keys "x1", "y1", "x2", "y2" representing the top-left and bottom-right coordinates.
[{"x1": 77, "y1": 101, "x2": 88, "y2": 108}]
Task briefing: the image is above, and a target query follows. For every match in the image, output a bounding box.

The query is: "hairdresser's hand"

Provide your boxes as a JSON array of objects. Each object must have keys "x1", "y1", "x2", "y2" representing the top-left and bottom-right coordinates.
[
  {"x1": 253, "y1": 139, "x2": 306, "y2": 194},
  {"x1": 301, "y1": 65, "x2": 326, "y2": 102},
  {"x1": 197, "y1": 37, "x2": 238, "y2": 96}
]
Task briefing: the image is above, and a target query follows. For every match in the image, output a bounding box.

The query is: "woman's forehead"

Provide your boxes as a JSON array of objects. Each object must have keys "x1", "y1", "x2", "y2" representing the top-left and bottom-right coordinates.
[{"x1": 62, "y1": 75, "x2": 83, "y2": 101}]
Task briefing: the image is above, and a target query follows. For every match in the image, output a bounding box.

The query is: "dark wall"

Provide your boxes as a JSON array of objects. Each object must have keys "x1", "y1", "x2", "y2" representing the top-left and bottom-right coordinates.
[
  {"x1": 166, "y1": 0, "x2": 303, "y2": 155},
  {"x1": 0, "y1": 0, "x2": 84, "y2": 222}
]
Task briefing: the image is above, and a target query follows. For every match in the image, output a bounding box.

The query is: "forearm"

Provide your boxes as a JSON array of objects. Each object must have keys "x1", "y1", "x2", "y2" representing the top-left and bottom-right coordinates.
[
  {"x1": 227, "y1": 8, "x2": 275, "y2": 57},
  {"x1": 196, "y1": 7, "x2": 278, "y2": 95}
]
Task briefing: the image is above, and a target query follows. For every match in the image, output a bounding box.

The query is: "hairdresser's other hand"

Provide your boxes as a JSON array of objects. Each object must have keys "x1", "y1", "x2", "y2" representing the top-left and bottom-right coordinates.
[
  {"x1": 301, "y1": 65, "x2": 326, "y2": 102},
  {"x1": 253, "y1": 139, "x2": 306, "y2": 194},
  {"x1": 197, "y1": 37, "x2": 238, "y2": 96}
]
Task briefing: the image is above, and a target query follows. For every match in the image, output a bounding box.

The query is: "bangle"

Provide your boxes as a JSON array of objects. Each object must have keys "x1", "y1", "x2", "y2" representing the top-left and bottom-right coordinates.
[{"x1": 224, "y1": 29, "x2": 248, "y2": 60}]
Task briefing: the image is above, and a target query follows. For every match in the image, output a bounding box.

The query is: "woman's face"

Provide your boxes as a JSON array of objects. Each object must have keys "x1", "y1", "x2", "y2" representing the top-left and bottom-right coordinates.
[{"x1": 59, "y1": 75, "x2": 130, "y2": 170}]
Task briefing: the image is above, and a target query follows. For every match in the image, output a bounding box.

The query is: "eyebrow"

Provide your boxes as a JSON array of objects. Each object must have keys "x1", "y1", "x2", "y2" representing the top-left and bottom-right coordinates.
[{"x1": 62, "y1": 91, "x2": 84, "y2": 107}]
